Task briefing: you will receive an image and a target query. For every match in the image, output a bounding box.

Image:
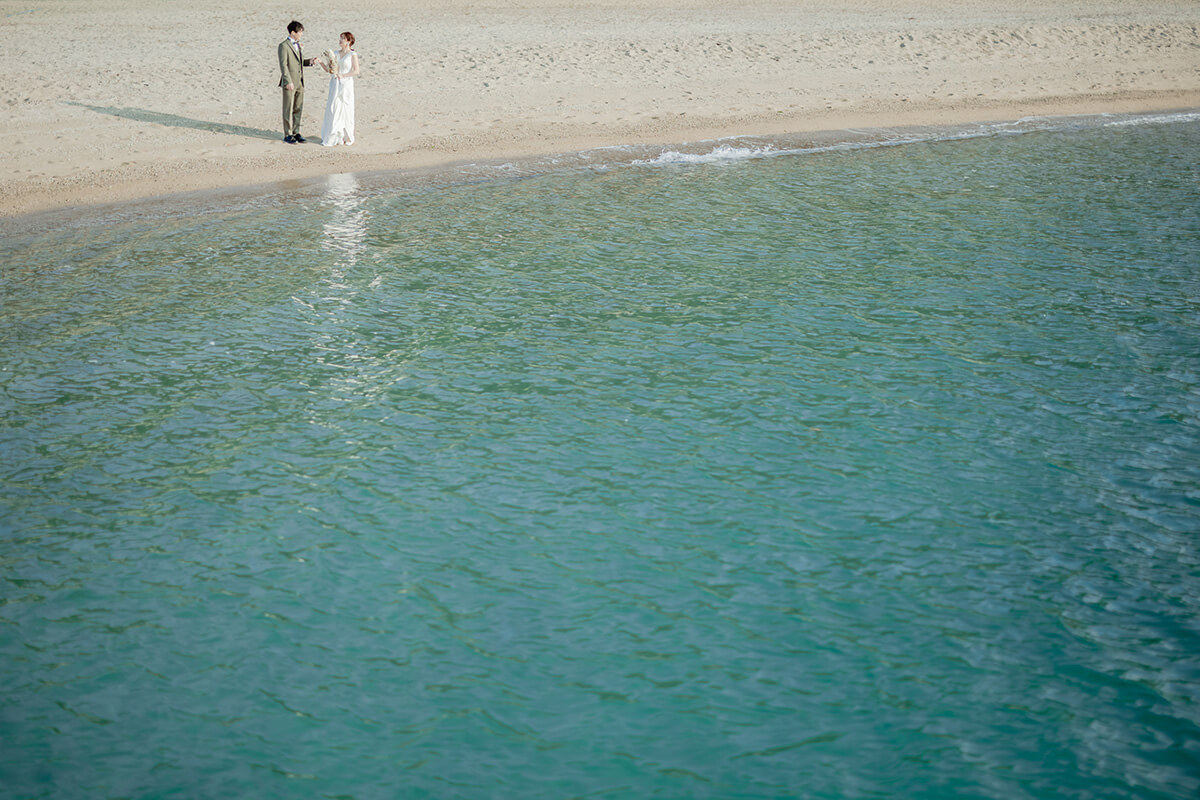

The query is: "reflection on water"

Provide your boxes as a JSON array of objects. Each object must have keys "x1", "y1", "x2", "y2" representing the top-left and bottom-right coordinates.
[
  {"x1": 298, "y1": 173, "x2": 399, "y2": 407},
  {"x1": 1, "y1": 120, "x2": 1199, "y2": 799},
  {"x1": 321, "y1": 172, "x2": 370, "y2": 266}
]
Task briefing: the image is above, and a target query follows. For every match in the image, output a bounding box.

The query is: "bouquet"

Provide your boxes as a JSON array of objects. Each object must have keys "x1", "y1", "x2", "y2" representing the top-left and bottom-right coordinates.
[{"x1": 322, "y1": 49, "x2": 339, "y2": 76}]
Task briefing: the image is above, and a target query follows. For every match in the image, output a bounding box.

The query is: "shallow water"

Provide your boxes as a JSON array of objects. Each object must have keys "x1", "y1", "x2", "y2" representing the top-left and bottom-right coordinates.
[{"x1": 2, "y1": 116, "x2": 1200, "y2": 798}]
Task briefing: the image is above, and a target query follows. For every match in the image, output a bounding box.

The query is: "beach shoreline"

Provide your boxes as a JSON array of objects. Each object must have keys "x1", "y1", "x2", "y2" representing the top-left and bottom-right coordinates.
[
  {"x1": 7, "y1": 105, "x2": 1196, "y2": 241},
  {"x1": 3, "y1": 1, "x2": 1197, "y2": 219}
]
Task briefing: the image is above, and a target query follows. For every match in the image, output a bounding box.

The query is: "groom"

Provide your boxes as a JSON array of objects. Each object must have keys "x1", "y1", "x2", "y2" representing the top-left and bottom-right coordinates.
[{"x1": 278, "y1": 20, "x2": 317, "y2": 143}]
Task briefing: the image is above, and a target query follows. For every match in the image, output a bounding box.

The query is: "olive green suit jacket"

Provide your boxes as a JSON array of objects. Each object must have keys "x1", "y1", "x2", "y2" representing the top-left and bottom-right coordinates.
[{"x1": 278, "y1": 38, "x2": 312, "y2": 89}]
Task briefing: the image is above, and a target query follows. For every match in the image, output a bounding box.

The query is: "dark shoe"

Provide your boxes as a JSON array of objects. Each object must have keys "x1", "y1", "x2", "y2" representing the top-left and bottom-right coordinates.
[
  {"x1": 294, "y1": 135, "x2": 307, "y2": 143},
  {"x1": 284, "y1": 135, "x2": 296, "y2": 144}
]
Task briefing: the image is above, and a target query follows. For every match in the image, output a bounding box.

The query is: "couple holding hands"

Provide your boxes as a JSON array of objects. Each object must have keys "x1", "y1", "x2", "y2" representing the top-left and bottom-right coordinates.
[{"x1": 278, "y1": 20, "x2": 359, "y2": 147}]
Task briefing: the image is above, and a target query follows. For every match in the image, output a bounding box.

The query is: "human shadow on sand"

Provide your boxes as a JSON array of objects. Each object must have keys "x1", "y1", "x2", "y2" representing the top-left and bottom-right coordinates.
[{"x1": 66, "y1": 102, "x2": 279, "y2": 140}]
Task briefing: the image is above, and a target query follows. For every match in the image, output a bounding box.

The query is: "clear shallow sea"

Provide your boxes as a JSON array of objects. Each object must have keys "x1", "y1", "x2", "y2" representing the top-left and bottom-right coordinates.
[{"x1": 2, "y1": 114, "x2": 1199, "y2": 799}]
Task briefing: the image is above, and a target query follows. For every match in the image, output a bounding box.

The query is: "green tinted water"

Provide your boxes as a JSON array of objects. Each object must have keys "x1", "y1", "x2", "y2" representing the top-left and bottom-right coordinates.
[{"x1": 2, "y1": 118, "x2": 1199, "y2": 798}]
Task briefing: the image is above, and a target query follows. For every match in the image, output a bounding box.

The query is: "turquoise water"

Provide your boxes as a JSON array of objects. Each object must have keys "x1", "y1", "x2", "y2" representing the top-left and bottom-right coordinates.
[{"x1": 2, "y1": 116, "x2": 1200, "y2": 798}]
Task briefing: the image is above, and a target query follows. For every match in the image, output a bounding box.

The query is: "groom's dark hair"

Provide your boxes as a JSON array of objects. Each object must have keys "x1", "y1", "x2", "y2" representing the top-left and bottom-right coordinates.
[{"x1": 287, "y1": 20, "x2": 304, "y2": 34}]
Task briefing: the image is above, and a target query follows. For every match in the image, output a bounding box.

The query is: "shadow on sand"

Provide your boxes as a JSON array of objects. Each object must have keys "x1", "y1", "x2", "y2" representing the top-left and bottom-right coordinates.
[{"x1": 66, "y1": 102, "x2": 279, "y2": 141}]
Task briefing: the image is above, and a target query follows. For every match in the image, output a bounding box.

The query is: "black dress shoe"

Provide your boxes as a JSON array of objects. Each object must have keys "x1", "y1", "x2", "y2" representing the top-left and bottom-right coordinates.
[
  {"x1": 284, "y1": 135, "x2": 296, "y2": 144},
  {"x1": 294, "y1": 135, "x2": 307, "y2": 143}
]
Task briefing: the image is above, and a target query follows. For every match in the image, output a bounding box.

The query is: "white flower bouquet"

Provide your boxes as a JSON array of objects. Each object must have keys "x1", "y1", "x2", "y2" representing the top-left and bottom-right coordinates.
[{"x1": 322, "y1": 48, "x2": 339, "y2": 76}]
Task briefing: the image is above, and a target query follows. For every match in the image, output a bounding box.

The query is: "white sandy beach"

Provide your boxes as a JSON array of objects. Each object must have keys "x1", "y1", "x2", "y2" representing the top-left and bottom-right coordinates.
[{"x1": 2, "y1": 0, "x2": 1198, "y2": 218}]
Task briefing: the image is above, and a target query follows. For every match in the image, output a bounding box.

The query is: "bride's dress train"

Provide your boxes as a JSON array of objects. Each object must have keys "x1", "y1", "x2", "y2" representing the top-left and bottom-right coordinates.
[{"x1": 320, "y1": 51, "x2": 355, "y2": 147}]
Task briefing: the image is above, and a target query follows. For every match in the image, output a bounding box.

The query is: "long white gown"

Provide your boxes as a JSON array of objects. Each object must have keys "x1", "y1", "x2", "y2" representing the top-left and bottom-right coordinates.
[{"x1": 320, "y1": 50, "x2": 355, "y2": 147}]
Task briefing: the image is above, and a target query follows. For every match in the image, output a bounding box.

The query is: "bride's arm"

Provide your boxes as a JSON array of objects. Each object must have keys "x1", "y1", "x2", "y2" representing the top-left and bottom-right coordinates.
[{"x1": 342, "y1": 52, "x2": 360, "y2": 79}]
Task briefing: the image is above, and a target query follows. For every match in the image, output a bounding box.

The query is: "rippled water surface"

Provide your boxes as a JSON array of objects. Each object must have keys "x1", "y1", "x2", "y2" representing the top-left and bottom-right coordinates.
[{"x1": 3, "y1": 118, "x2": 1200, "y2": 798}]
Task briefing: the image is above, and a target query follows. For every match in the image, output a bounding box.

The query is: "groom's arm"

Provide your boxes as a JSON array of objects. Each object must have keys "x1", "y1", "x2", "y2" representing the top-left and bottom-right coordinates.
[{"x1": 278, "y1": 41, "x2": 293, "y2": 87}]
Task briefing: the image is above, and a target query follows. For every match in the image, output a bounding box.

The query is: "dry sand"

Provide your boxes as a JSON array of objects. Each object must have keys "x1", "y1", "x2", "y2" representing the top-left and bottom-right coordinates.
[{"x1": 2, "y1": 0, "x2": 1198, "y2": 218}]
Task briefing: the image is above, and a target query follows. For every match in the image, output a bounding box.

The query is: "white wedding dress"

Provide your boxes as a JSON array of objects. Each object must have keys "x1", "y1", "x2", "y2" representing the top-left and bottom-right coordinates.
[{"x1": 320, "y1": 50, "x2": 355, "y2": 147}]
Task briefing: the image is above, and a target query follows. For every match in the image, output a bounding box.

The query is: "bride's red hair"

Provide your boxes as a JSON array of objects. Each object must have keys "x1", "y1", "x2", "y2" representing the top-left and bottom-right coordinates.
[{"x1": 341, "y1": 31, "x2": 355, "y2": 47}]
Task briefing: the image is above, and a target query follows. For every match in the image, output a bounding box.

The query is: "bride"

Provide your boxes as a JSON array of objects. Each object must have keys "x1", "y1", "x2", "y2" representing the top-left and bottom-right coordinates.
[{"x1": 320, "y1": 32, "x2": 359, "y2": 146}]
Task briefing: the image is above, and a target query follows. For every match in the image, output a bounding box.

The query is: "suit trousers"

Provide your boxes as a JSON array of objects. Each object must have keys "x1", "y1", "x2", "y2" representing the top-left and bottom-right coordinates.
[{"x1": 282, "y1": 84, "x2": 304, "y2": 137}]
